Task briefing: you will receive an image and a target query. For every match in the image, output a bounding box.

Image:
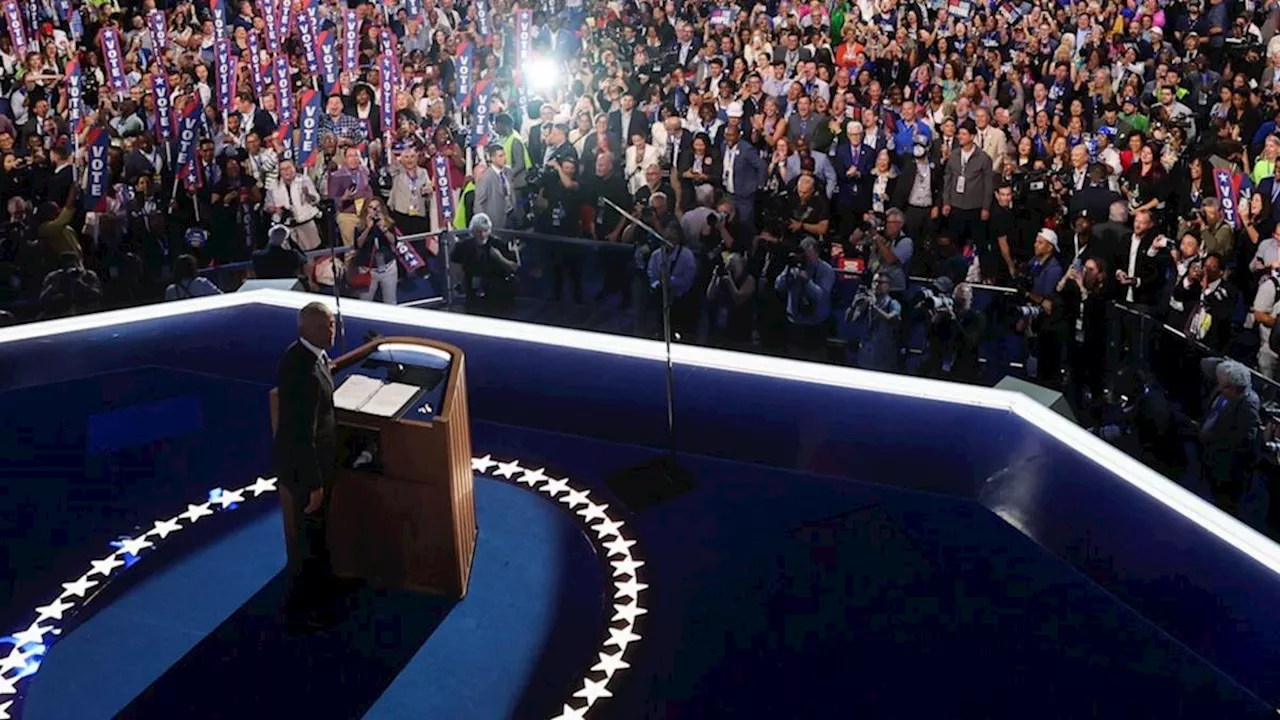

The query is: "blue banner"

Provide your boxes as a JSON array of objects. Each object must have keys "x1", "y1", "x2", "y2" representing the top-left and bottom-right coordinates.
[
  {"x1": 296, "y1": 89, "x2": 322, "y2": 168},
  {"x1": 85, "y1": 127, "x2": 111, "y2": 211},
  {"x1": 298, "y1": 7, "x2": 320, "y2": 75},
  {"x1": 318, "y1": 30, "x2": 340, "y2": 96},
  {"x1": 151, "y1": 71, "x2": 173, "y2": 140},
  {"x1": 470, "y1": 84, "x2": 492, "y2": 148},
  {"x1": 247, "y1": 31, "x2": 264, "y2": 97},
  {"x1": 173, "y1": 97, "x2": 204, "y2": 186},
  {"x1": 100, "y1": 27, "x2": 127, "y2": 95},
  {"x1": 433, "y1": 153, "x2": 454, "y2": 223},
  {"x1": 274, "y1": 55, "x2": 294, "y2": 126},
  {"x1": 455, "y1": 41, "x2": 473, "y2": 110},
  {"x1": 66, "y1": 59, "x2": 83, "y2": 129}
]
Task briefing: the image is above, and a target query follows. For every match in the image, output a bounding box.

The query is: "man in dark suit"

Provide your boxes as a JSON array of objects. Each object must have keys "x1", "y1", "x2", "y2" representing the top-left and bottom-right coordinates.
[
  {"x1": 720, "y1": 125, "x2": 766, "y2": 230},
  {"x1": 1111, "y1": 208, "x2": 1163, "y2": 306},
  {"x1": 274, "y1": 302, "x2": 338, "y2": 628},
  {"x1": 607, "y1": 93, "x2": 650, "y2": 155},
  {"x1": 1198, "y1": 358, "x2": 1261, "y2": 514},
  {"x1": 237, "y1": 92, "x2": 278, "y2": 141}
]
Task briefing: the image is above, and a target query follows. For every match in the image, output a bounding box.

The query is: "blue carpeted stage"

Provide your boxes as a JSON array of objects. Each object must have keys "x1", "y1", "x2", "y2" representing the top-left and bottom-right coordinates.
[{"x1": 1, "y1": 291, "x2": 1279, "y2": 719}]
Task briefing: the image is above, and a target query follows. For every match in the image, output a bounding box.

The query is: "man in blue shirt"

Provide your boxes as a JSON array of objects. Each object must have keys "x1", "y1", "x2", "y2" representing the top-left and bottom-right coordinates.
[
  {"x1": 775, "y1": 236, "x2": 836, "y2": 353},
  {"x1": 1026, "y1": 227, "x2": 1066, "y2": 385},
  {"x1": 646, "y1": 222, "x2": 699, "y2": 339}
]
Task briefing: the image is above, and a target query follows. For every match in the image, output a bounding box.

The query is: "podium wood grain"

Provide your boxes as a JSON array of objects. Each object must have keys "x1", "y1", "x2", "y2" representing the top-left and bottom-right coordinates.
[{"x1": 269, "y1": 336, "x2": 477, "y2": 599}]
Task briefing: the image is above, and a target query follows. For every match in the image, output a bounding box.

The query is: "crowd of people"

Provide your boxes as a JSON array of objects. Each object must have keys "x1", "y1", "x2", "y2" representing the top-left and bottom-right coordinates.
[{"x1": 0, "y1": 0, "x2": 1276, "y2": 514}]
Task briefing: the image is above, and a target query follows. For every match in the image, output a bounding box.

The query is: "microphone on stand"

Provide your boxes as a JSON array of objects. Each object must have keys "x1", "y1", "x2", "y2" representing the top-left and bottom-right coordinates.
[{"x1": 320, "y1": 198, "x2": 347, "y2": 353}]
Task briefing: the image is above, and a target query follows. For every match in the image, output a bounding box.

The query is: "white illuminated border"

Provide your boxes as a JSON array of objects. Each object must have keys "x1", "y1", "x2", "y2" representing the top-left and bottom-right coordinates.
[
  {"x1": 375, "y1": 343, "x2": 453, "y2": 363},
  {"x1": 2, "y1": 290, "x2": 1279, "y2": 579},
  {"x1": 0, "y1": 456, "x2": 643, "y2": 720}
]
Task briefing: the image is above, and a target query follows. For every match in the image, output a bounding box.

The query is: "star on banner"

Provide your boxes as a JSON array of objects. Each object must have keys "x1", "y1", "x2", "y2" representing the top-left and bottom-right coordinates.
[
  {"x1": 179, "y1": 502, "x2": 213, "y2": 523},
  {"x1": 604, "y1": 626, "x2": 642, "y2": 652},
  {"x1": 213, "y1": 488, "x2": 246, "y2": 509},
  {"x1": 34, "y1": 598, "x2": 74, "y2": 623},
  {"x1": 60, "y1": 575, "x2": 99, "y2": 599},
  {"x1": 573, "y1": 676, "x2": 613, "y2": 704},
  {"x1": 611, "y1": 602, "x2": 648, "y2": 624},
  {"x1": 0, "y1": 699, "x2": 12, "y2": 718},
  {"x1": 116, "y1": 535, "x2": 154, "y2": 557},
  {"x1": 614, "y1": 578, "x2": 648, "y2": 601},
  {"x1": 471, "y1": 455, "x2": 497, "y2": 473},
  {"x1": 88, "y1": 554, "x2": 124, "y2": 578},
  {"x1": 0, "y1": 677, "x2": 14, "y2": 699},
  {"x1": 610, "y1": 558, "x2": 645, "y2": 578},
  {"x1": 549, "y1": 703, "x2": 588, "y2": 720},
  {"x1": 244, "y1": 477, "x2": 278, "y2": 497},
  {"x1": 11, "y1": 624, "x2": 52, "y2": 647},
  {"x1": 590, "y1": 650, "x2": 631, "y2": 678},
  {"x1": 493, "y1": 460, "x2": 523, "y2": 478},
  {"x1": 148, "y1": 518, "x2": 183, "y2": 540}
]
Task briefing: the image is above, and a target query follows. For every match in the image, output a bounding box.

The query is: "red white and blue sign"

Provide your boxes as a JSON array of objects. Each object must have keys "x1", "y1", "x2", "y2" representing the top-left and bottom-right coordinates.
[
  {"x1": 433, "y1": 154, "x2": 454, "y2": 224},
  {"x1": 173, "y1": 97, "x2": 204, "y2": 189},
  {"x1": 296, "y1": 90, "x2": 322, "y2": 168},
  {"x1": 66, "y1": 59, "x2": 83, "y2": 128},
  {"x1": 247, "y1": 32, "x2": 265, "y2": 97},
  {"x1": 1213, "y1": 167, "x2": 1253, "y2": 230},
  {"x1": 85, "y1": 127, "x2": 111, "y2": 211},
  {"x1": 100, "y1": 26, "x2": 128, "y2": 95},
  {"x1": 147, "y1": 10, "x2": 167, "y2": 58},
  {"x1": 274, "y1": 56, "x2": 294, "y2": 126},
  {"x1": 318, "y1": 30, "x2": 340, "y2": 96},
  {"x1": 151, "y1": 71, "x2": 173, "y2": 140},
  {"x1": 343, "y1": 10, "x2": 359, "y2": 76},
  {"x1": 378, "y1": 53, "x2": 395, "y2": 141},
  {"x1": 215, "y1": 38, "x2": 236, "y2": 113}
]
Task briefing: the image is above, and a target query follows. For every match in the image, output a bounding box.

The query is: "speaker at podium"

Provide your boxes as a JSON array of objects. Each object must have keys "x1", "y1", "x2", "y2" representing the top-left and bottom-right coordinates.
[{"x1": 270, "y1": 336, "x2": 477, "y2": 599}]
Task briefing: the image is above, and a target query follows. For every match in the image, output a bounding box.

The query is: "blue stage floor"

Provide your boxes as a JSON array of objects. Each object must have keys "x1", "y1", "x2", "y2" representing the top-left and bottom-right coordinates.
[
  {"x1": 12, "y1": 419, "x2": 1272, "y2": 719},
  {"x1": 2, "y1": 296, "x2": 1279, "y2": 719}
]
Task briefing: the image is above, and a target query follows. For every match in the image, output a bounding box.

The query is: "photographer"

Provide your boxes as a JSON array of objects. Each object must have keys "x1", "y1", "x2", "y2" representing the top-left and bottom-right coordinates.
[
  {"x1": 774, "y1": 236, "x2": 835, "y2": 353},
  {"x1": 846, "y1": 271, "x2": 901, "y2": 372},
  {"x1": 863, "y1": 208, "x2": 913, "y2": 297},
  {"x1": 38, "y1": 251, "x2": 102, "y2": 320},
  {"x1": 265, "y1": 159, "x2": 324, "y2": 252},
  {"x1": 985, "y1": 183, "x2": 1022, "y2": 283},
  {"x1": 1022, "y1": 228, "x2": 1067, "y2": 386},
  {"x1": 537, "y1": 156, "x2": 586, "y2": 303},
  {"x1": 350, "y1": 197, "x2": 401, "y2": 305},
  {"x1": 705, "y1": 251, "x2": 757, "y2": 347},
  {"x1": 785, "y1": 174, "x2": 830, "y2": 244},
  {"x1": 451, "y1": 213, "x2": 522, "y2": 316},
  {"x1": 1056, "y1": 256, "x2": 1112, "y2": 425}
]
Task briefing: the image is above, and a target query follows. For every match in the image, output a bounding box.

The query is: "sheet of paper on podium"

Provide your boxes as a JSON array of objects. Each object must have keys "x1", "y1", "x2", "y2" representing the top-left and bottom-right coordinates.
[{"x1": 334, "y1": 375, "x2": 420, "y2": 417}]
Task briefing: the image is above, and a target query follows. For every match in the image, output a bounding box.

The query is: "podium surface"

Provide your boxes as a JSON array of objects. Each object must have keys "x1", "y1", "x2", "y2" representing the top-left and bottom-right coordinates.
[{"x1": 272, "y1": 336, "x2": 477, "y2": 599}]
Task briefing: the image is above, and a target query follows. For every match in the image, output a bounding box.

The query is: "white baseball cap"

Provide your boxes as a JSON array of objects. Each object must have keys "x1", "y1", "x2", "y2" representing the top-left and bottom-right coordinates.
[{"x1": 1036, "y1": 228, "x2": 1059, "y2": 252}]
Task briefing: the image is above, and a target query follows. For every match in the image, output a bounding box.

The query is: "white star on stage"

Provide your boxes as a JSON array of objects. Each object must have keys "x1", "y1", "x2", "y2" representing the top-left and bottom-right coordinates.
[
  {"x1": 11, "y1": 624, "x2": 52, "y2": 647},
  {"x1": 604, "y1": 626, "x2": 642, "y2": 652},
  {"x1": 148, "y1": 518, "x2": 183, "y2": 540},
  {"x1": 614, "y1": 578, "x2": 649, "y2": 601},
  {"x1": 492, "y1": 460, "x2": 523, "y2": 478},
  {"x1": 179, "y1": 502, "x2": 213, "y2": 523},
  {"x1": 590, "y1": 650, "x2": 632, "y2": 678},
  {"x1": 610, "y1": 558, "x2": 645, "y2": 578},
  {"x1": 34, "y1": 598, "x2": 75, "y2": 623},
  {"x1": 591, "y1": 518, "x2": 625, "y2": 539},
  {"x1": 611, "y1": 602, "x2": 648, "y2": 624},
  {"x1": 573, "y1": 676, "x2": 614, "y2": 704},
  {"x1": 602, "y1": 537, "x2": 637, "y2": 558},
  {"x1": 88, "y1": 554, "x2": 124, "y2": 578},
  {"x1": 60, "y1": 575, "x2": 99, "y2": 599},
  {"x1": 541, "y1": 477, "x2": 570, "y2": 497},
  {"x1": 213, "y1": 488, "x2": 246, "y2": 509},
  {"x1": 549, "y1": 703, "x2": 588, "y2": 720},
  {"x1": 116, "y1": 535, "x2": 154, "y2": 557},
  {"x1": 577, "y1": 503, "x2": 610, "y2": 523},
  {"x1": 0, "y1": 699, "x2": 12, "y2": 718},
  {"x1": 471, "y1": 455, "x2": 497, "y2": 473},
  {"x1": 559, "y1": 488, "x2": 591, "y2": 509},
  {"x1": 516, "y1": 467, "x2": 547, "y2": 485},
  {"x1": 0, "y1": 647, "x2": 33, "y2": 674},
  {"x1": 0, "y1": 677, "x2": 14, "y2": 698},
  {"x1": 244, "y1": 476, "x2": 278, "y2": 497}
]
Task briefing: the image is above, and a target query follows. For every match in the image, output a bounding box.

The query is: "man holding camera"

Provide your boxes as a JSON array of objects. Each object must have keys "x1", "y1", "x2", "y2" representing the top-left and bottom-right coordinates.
[
  {"x1": 786, "y1": 174, "x2": 830, "y2": 244},
  {"x1": 265, "y1": 159, "x2": 324, "y2": 252},
  {"x1": 846, "y1": 271, "x2": 902, "y2": 372},
  {"x1": 865, "y1": 208, "x2": 913, "y2": 298},
  {"x1": 774, "y1": 236, "x2": 835, "y2": 353},
  {"x1": 1179, "y1": 198, "x2": 1235, "y2": 258}
]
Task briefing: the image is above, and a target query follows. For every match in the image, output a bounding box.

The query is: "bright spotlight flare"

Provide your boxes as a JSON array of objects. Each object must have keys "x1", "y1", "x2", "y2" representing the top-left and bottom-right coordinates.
[{"x1": 523, "y1": 57, "x2": 563, "y2": 94}]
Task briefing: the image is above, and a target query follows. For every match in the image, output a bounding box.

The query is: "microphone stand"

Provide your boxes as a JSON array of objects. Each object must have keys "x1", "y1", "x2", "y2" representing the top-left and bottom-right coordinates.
[
  {"x1": 600, "y1": 196, "x2": 693, "y2": 510},
  {"x1": 321, "y1": 199, "x2": 347, "y2": 353}
]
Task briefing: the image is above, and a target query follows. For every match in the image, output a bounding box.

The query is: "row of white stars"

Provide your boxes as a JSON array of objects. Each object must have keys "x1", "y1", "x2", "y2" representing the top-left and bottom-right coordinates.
[
  {"x1": 472, "y1": 456, "x2": 648, "y2": 720},
  {"x1": 0, "y1": 476, "x2": 279, "y2": 718}
]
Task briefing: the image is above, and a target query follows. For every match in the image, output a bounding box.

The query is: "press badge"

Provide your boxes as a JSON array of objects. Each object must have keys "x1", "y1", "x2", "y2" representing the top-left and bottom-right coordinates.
[{"x1": 955, "y1": 174, "x2": 966, "y2": 194}]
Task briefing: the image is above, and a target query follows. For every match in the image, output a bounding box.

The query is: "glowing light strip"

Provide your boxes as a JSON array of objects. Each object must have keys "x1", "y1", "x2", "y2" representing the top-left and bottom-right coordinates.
[
  {"x1": 375, "y1": 343, "x2": 453, "y2": 363},
  {"x1": 0, "y1": 289, "x2": 1277, "y2": 582},
  {"x1": 0, "y1": 458, "x2": 643, "y2": 720}
]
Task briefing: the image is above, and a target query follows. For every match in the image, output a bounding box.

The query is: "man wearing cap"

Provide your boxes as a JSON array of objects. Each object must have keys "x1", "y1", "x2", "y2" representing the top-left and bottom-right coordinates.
[
  {"x1": 891, "y1": 138, "x2": 941, "y2": 251},
  {"x1": 1026, "y1": 227, "x2": 1066, "y2": 383}
]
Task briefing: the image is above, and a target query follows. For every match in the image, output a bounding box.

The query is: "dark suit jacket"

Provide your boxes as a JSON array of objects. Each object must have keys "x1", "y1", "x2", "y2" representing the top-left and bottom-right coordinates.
[
  {"x1": 832, "y1": 141, "x2": 877, "y2": 214},
  {"x1": 273, "y1": 341, "x2": 336, "y2": 497},
  {"x1": 608, "y1": 109, "x2": 651, "y2": 151},
  {"x1": 890, "y1": 157, "x2": 942, "y2": 211},
  {"x1": 1109, "y1": 230, "x2": 1162, "y2": 305},
  {"x1": 722, "y1": 140, "x2": 767, "y2": 199},
  {"x1": 1199, "y1": 390, "x2": 1261, "y2": 485},
  {"x1": 249, "y1": 108, "x2": 278, "y2": 140}
]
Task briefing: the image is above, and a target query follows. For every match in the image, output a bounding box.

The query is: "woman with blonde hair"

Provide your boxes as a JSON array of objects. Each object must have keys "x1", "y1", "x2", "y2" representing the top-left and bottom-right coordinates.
[{"x1": 350, "y1": 197, "x2": 401, "y2": 305}]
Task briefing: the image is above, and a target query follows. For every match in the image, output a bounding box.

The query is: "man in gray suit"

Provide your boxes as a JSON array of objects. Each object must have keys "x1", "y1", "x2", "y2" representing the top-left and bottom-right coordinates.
[
  {"x1": 720, "y1": 126, "x2": 767, "y2": 230},
  {"x1": 941, "y1": 119, "x2": 994, "y2": 251},
  {"x1": 474, "y1": 144, "x2": 514, "y2": 230}
]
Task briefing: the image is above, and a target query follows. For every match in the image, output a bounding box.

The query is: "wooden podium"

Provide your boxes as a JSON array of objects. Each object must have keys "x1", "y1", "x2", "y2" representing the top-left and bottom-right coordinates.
[{"x1": 270, "y1": 336, "x2": 477, "y2": 599}]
